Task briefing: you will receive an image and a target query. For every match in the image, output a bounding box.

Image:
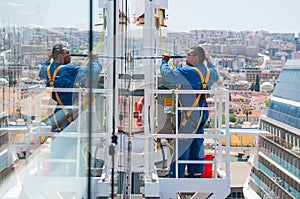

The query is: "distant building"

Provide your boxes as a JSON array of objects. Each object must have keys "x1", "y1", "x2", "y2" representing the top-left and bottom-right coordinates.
[
  {"x1": 0, "y1": 65, "x2": 8, "y2": 79},
  {"x1": 244, "y1": 60, "x2": 300, "y2": 199},
  {"x1": 236, "y1": 110, "x2": 260, "y2": 125},
  {"x1": 229, "y1": 82, "x2": 248, "y2": 91},
  {"x1": 242, "y1": 68, "x2": 261, "y2": 83},
  {"x1": 260, "y1": 70, "x2": 281, "y2": 82},
  {"x1": 291, "y1": 51, "x2": 300, "y2": 59},
  {"x1": 260, "y1": 82, "x2": 273, "y2": 92},
  {"x1": 295, "y1": 40, "x2": 300, "y2": 51},
  {"x1": 267, "y1": 48, "x2": 279, "y2": 57},
  {"x1": 11, "y1": 44, "x2": 46, "y2": 59},
  {"x1": 200, "y1": 44, "x2": 258, "y2": 58},
  {"x1": 275, "y1": 51, "x2": 289, "y2": 61},
  {"x1": 265, "y1": 60, "x2": 285, "y2": 71}
]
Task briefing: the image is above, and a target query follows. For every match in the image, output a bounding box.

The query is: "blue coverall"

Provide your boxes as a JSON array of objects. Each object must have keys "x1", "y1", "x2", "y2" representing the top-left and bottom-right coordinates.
[
  {"x1": 39, "y1": 60, "x2": 102, "y2": 131},
  {"x1": 39, "y1": 60, "x2": 102, "y2": 176},
  {"x1": 160, "y1": 60, "x2": 218, "y2": 178},
  {"x1": 39, "y1": 60, "x2": 102, "y2": 106}
]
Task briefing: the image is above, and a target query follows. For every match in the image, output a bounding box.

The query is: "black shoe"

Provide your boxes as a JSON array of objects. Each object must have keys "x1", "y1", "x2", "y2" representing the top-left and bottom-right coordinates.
[
  {"x1": 185, "y1": 174, "x2": 202, "y2": 178},
  {"x1": 185, "y1": 174, "x2": 193, "y2": 178},
  {"x1": 161, "y1": 174, "x2": 170, "y2": 178},
  {"x1": 193, "y1": 174, "x2": 202, "y2": 178}
]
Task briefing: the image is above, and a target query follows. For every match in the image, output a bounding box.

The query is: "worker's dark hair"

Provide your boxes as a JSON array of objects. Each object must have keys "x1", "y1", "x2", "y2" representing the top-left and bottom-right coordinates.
[
  {"x1": 52, "y1": 44, "x2": 65, "y2": 60},
  {"x1": 191, "y1": 46, "x2": 205, "y2": 63}
]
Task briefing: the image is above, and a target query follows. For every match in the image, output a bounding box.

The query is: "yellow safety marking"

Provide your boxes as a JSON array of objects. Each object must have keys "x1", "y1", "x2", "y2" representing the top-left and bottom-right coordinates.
[{"x1": 164, "y1": 98, "x2": 173, "y2": 107}]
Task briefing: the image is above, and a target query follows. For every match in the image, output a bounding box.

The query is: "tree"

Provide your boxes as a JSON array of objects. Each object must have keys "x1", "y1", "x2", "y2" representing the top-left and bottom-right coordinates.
[
  {"x1": 243, "y1": 108, "x2": 252, "y2": 122},
  {"x1": 265, "y1": 99, "x2": 270, "y2": 107},
  {"x1": 229, "y1": 114, "x2": 236, "y2": 123},
  {"x1": 237, "y1": 98, "x2": 244, "y2": 102},
  {"x1": 250, "y1": 82, "x2": 255, "y2": 91},
  {"x1": 207, "y1": 113, "x2": 226, "y2": 127},
  {"x1": 255, "y1": 74, "x2": 260, "y2": 92}
]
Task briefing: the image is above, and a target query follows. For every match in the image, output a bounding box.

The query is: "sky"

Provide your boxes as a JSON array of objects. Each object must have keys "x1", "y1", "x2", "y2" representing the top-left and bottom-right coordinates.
[
  {"x1": 1, "y1": 0, "x2": 300, "y2": 34},
  {"x1": 167, "y1": 0, "x2": 300, "y2": 33}
]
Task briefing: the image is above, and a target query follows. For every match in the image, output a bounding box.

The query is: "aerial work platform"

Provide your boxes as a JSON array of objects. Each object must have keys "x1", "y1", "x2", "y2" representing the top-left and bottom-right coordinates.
[{"x1": 0, "y1": 86, "x2": 230, "y2": 199}]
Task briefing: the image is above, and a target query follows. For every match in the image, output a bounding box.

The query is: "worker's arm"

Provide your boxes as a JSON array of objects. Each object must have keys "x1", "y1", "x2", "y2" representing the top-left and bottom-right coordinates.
[
  {"x1": 205, "y1": 54, "x2": 219, "y2": 86},
  {"x1": 160, "y1": 60, "x2": 181, "y2": 84},
  {"x1": 77, "y1": 55, "x2": 102, "y2": 86},
  {"x1": 160, "y1": 53, "x2": 197, "y2": 86},
  {"x1": 39, "y1": 52, "x2": 52, "y2": 80}
]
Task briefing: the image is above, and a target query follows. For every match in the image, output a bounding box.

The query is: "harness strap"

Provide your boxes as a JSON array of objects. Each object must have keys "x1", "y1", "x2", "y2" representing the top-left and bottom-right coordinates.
[
  {"x1": 47, "y1": 65, "x2": 73, "y2": 124},
  {"x1": 47, "y1": 65, "x2": 63, "y2": 87},
  {"x1": 194, "y1": 67, "x2": 210, "y2": 89},
  {"x1": 179, "y1": 66, "x2": 210, "y2": 129}
]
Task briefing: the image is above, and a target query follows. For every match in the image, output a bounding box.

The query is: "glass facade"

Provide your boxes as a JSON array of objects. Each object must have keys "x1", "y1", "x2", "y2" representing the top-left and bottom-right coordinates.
[
  {"x1": 267, "y1": 60, "x2": 300, "y2": 129},
  {"x1": 0, "y1": 1, "x2": 233, "y2": 198},
  {"x1": 247, "y1": 60, "x2": 300, "y2": 199},
  {"x1": 268, "y1": 101, "x2": 300, "y2": 129},
  {"x1": 0, "y1": 2, "x2": 107, "y2": 198},
  {"x1": 272, "y1": 60, "x2": 300, "y2": 103}
]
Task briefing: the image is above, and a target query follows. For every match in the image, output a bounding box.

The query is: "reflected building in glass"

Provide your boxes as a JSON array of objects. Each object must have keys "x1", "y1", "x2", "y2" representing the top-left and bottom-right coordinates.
[{"x1": 244, "y1": 60, "x2": 300, "y2": 199}]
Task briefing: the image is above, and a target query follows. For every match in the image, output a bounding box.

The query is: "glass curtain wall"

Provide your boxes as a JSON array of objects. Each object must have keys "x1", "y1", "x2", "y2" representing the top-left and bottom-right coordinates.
[{"x1": 0, "y1": 1, "x2": 107, "y2": 198}]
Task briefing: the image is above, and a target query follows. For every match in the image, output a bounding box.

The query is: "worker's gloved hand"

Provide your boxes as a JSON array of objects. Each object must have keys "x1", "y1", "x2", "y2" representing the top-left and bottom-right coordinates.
[{"x1": 162, "y1": 53, "x2": 170, "y2": 62}]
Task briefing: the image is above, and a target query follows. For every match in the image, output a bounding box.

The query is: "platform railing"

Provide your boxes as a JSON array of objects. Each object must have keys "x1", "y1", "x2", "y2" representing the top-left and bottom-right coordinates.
[
  {"x1": 141, "y1": 88, "x2": 231, "y2": 198},
  {"x1": 25, "y1": 85, "x2": 112, "y2": 177}
]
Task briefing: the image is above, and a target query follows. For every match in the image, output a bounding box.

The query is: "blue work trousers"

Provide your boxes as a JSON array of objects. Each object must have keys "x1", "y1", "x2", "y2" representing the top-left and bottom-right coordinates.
[{"x1": 169, "y1": 135, "x2": 204, "y2": 178}]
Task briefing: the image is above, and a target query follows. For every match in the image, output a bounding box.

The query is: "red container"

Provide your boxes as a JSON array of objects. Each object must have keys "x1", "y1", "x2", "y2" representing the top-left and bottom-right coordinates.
[{"x1": 202, "y1": 155, "x2": 214, "y2": 178}]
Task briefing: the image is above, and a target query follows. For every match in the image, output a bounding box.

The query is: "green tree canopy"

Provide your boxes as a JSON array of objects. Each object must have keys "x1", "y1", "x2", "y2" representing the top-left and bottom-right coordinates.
[{"x1": 229, "y1": 114, "x2": 236, "y2": 123}]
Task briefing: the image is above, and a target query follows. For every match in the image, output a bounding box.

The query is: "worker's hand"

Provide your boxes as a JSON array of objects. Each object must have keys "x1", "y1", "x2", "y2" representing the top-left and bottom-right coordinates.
[
  {"x1": 205, "y1": 53, "x2": 211, "y2": 63},
  {"x1": 91, "y1": 53, "x2": 99, "y2": 60},
  {"x1": 47, "y1": 52, "x2": 52, "y2": 61},
  {"x1": 162, "y1": 53, "x2": 170, "y2": 62}
]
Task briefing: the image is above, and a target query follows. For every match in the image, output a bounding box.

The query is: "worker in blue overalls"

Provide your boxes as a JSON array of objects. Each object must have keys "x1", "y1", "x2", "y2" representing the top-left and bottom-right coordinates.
[
  {"x1": 39, "y1": 43, "x2": 102, "y2": 176},
  {"x1": 39, "y1": 43, "x2": 102, "y2": 132},
  {"x1": 160, "y1": 46, "x2": 218, "y2": 178}
]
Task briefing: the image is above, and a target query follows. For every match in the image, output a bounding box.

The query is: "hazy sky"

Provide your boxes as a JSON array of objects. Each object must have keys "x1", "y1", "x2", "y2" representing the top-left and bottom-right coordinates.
[
  {"x1": 168, "y1": 0, "x2": 300, "y2": 33},
  {"x1": 1, "y1": 0, "x2": 300, "y2": 34}
]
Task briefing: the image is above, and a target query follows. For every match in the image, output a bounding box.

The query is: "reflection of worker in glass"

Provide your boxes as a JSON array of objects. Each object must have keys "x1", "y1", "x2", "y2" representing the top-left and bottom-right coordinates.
[
  {"x1": 160, "y1": 46, "x2": 218, "y2": 178},
  {"x1": 39, "y1": 44, "x2": 102, "y2": 176},
  {"x1": 39, "y1": 43, "x2": 102, "y2": 132}
]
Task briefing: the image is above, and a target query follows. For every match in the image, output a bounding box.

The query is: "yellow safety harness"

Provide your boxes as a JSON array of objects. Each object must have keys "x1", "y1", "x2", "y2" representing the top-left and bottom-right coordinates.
[
  {"x1": 167, "y1": 66, "x2": 211, "y2": 168},
  {"x1": 47, "y1": 65, "x2": 73, "y2": 126},
  {"x1": 179, "y1": 66, "x2": 210, "y2": 130}
]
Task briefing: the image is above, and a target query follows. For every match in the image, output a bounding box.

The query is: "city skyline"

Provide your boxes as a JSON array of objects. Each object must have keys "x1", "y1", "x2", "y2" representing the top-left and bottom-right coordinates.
[{"x1": 1, "y1": 0, "x2": 300, "y2": 34}]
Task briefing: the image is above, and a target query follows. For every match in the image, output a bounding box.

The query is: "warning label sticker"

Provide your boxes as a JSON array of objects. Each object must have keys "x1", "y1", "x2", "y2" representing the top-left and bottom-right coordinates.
[{"x1": 164, "y1": 98, "x2": 173, "y2": 107}]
